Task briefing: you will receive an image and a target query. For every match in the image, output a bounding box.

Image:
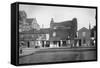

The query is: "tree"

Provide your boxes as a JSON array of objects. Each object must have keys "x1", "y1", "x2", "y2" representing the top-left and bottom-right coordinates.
[{"x1": 91, "y1": 26, "x2": 96, "y2": 37}]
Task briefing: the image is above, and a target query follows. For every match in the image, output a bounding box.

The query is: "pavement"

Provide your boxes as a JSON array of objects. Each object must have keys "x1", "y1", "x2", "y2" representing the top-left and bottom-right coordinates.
[
  {"x1": 19, "y1": 47, "x2": 96, "y2": 64},
  {"x1": 19, "y1": 47, "x2": 96, "y2": 57},
  {"x1": 19, "y1": 47, "x2": 50, "y2": 57},
  {"x1": 19, "y1": 48, "x2": 39, "y2": 57}
]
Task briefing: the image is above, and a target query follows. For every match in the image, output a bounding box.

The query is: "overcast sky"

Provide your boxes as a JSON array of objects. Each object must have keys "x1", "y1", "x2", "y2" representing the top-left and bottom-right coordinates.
[{"x1": 19, "y1": 4, "x2": 96, "y2": 30}]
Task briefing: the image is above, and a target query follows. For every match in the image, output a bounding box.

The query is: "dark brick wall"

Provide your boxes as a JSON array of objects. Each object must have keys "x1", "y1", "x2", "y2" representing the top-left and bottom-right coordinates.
[{"x1": 50, "y1": 18, "x2": 77, "y2": 40}]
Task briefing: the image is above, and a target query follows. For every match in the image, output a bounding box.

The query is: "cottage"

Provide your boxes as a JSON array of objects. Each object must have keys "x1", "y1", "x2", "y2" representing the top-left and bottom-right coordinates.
[{"x1": 78, "y1": 27, "x2": 91, "y2": 47}]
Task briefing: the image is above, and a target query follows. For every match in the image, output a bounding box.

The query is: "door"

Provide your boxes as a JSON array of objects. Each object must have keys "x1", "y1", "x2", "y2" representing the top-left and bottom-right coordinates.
[{"x1": 79, "y1": 39, "x2": 81, "y2": 47}]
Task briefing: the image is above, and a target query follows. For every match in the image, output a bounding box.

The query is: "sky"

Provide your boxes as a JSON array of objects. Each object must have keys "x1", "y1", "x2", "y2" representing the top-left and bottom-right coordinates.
[{"x1": 19, "y1": 4, "x2": 96, "y2": 30}]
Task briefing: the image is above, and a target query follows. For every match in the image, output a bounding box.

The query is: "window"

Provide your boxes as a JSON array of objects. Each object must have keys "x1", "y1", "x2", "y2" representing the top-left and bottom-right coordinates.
[
  {"x1": 82, "y1": 32, "x2": 86, "y2": 37},
  {"x1": 46, "y1": 34, "x2": 49, "y2": 40},
  {"x1": 53, "y1": 32, "x2": 56, "y2": 37},
  {"x1": 53, "y1": 27, "x2": 57, "y2": 29}
]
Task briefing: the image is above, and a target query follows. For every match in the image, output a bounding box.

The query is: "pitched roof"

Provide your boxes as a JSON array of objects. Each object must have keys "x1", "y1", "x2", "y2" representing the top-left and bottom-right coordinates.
[
  {"x1": 51, "y1": 20, "x2": 75, "y2": 28},
  {"x1": 19, "y1": 11, "x2": 27, "y2": 18},
  {"x1": 51, "y1": 18, "x2": 77, "y2": 27},
  {"x1": 78, "y1": 27, "x2": 89, "y2": 32},
  {"x1": 19, "y1": 28, "x2": 51, "y2": 34},
  {"x1": 26, "y1": 18, "x2": 34, "y2": 25}
]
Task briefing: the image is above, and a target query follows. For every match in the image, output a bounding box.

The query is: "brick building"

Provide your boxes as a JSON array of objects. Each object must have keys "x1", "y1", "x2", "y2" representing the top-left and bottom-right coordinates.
[
  {"x1": 49, "y1": 18, "x2": 77, "y2": 47},
  {"x1": 19, "y1": 28, "x2": 50, "y2": 48},
  {"x1": 19, "y1": 11, "x2": 40, "y2": 48},
  {"x1": 78, "y1": 27, "x2": 91, "y2": 47},
  {"x1": 19, "y1": 11, "x2": 40, "y2": 32}
]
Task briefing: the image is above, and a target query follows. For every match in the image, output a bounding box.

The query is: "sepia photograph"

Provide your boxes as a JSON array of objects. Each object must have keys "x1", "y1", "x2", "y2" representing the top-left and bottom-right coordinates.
[{"x1": 18, "y1": 3, "x2": 97, "y2": 64}]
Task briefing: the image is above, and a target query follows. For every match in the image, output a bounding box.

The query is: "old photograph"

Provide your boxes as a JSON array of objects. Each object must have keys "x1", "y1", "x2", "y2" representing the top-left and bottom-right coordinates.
[{"x1": 19, "y1": 4, "x2": 97, "y2": 64}]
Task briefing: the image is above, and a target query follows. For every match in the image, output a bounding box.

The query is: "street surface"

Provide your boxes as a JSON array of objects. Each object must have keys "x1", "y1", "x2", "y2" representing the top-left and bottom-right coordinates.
[{"x1": 19, "y1": 47, "x2": 96, "y2": 64}]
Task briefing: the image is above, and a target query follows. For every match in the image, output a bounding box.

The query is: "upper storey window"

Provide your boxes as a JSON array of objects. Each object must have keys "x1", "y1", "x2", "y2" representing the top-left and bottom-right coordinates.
[
  {"x1": 53, "y1": 32, "x2": 56, "y2": 37},
  {"x1": 82, "y1": 32, "x2": 86, "y2": 37},
  {"x1": 53, "y1": 27, "x2": 57, "y2": 29}
]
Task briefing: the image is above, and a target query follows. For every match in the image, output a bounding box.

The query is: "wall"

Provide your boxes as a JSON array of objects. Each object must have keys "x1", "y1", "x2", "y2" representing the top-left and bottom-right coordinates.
[
  {"x1": 78, "y1": 28, "x2": 91, "y2": 46},
  {"x1": 50, "y1": 18, "x2": 77, "y2": 40},
  {"x1": 78, "y1": 28, "x2": 90, "y2": 39}
]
